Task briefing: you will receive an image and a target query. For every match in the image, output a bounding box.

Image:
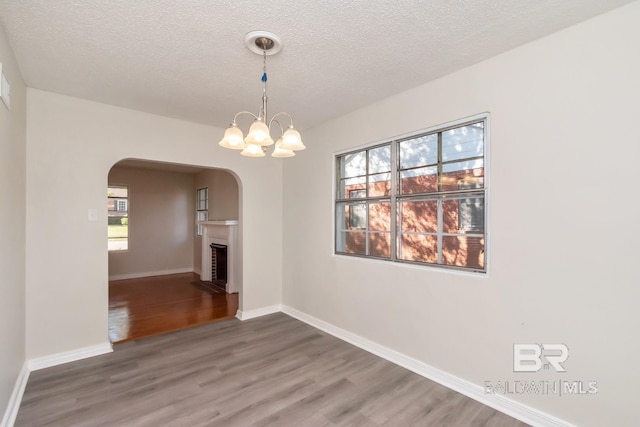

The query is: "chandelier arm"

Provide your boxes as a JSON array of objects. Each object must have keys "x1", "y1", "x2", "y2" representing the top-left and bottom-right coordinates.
[
  {"x1": 269, "y1": 119, "x2": 285, "y2": 139},
  {"x1": 232, "y1": 111, "x2": 259, "y2": 124},
  {"x1": 269, "y1": 112, "x2": 294, "y2": 129}
]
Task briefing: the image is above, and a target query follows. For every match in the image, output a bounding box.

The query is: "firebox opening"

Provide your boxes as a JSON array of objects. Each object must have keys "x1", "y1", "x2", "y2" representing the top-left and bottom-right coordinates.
[{"x1": 210, "y1": 243, "x2": 228, "y2": 286}]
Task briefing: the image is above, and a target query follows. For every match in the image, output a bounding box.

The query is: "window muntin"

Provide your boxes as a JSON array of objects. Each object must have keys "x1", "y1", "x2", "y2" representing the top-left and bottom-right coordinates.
[
  {"x1": 116, "y1": 200, "x2": 127, "y2": 211},
  {"x1": 335, "y1": 118, "x2": 487, "y2": 272},
  {"x1": 196, "y1": 187, "x2": 208, "y2": 236},
  {"x1": 108, "y1": 186, "x2": 128, "y2": 251}
]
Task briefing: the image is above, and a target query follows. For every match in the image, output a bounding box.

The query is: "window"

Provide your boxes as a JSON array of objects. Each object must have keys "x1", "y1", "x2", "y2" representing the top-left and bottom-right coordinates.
[
  {"x1": 196, "y1": 187, "x2": 208, "y2": 236},
  {"x1": 116, "y1": 199, "x2": 127, "y2": 212},
  {"x1": 108, "y1": 186, "x2": 128, "y2": 251},
  {"x1": 335, "y1": 116, "x2": 487, "y2": 272}
]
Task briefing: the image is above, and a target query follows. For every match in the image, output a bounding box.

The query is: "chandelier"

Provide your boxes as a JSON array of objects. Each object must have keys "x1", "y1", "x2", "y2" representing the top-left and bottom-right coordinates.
[{"x1": 218, "y1": 31, "x2": 305, "y2": 158}]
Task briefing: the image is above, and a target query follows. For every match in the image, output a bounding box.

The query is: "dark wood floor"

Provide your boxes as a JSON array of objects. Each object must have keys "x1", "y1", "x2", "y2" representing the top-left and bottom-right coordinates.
[
  {"x1": 109, "y1": 272, "x2": 238, "y2": 343},
  {"x1": 17, "y1": 313, "x2": 528, "y2": 426}
]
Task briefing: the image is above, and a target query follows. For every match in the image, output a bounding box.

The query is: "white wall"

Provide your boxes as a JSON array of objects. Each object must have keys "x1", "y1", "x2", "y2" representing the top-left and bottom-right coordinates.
[
  {"x1": 209, "y1": 169, "x2": 239, "y2": 221},
  {"x1": 282, "y1": 3, "x2": 640, "y2": 426},
  {"x1": 26, "y1": 89, "x2": 283, "y2": 359},
  {"x1": 0, "y1": 21, "x2": 27, "y2": 422},
  {"x1": 108, "y1": 166, "x2": 195, "y2": 279},
  {"x1": 193, "y1": 169, "x2": 240, "y2": 273}
]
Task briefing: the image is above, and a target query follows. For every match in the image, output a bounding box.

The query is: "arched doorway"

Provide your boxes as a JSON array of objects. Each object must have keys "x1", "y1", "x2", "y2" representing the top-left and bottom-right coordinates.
[{"x1": 107, "y1": 159, "x2": 241, "y2": 343}]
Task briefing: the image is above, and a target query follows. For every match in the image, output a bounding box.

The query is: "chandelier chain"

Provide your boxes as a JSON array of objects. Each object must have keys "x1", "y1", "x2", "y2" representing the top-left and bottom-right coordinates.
[{"x1": 261, "y1": 49, "x2": 268, "y2": 121}]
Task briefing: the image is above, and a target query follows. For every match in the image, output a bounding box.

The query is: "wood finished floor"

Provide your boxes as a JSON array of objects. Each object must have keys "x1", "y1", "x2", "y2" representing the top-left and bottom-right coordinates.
[
  {"x1": 109, "y1": 272, "x2": 238, "y2": 343},
  {"x1": 17, "y1": 313, "x2": 528, "y2": 427}
]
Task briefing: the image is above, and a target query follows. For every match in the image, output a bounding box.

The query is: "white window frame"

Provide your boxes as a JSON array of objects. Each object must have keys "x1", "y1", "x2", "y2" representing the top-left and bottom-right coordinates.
[
  {"x1": 334, "y1": 113, "x2": 489, "y2": 273},
  {"x1": 196, "y1": 187, "x2": 209, "y2": 236},
  {"x1": 108, "y1": 185, "x2": 129, "y2": 252}
]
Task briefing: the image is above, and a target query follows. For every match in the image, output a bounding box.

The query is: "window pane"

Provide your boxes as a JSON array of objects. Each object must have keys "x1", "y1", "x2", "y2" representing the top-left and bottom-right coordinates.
[
  {"x1": 442, "y1": 158, "x2": 484, "y2": 173},
  {"x1": 441, "y1": 159, "x2": 484, "y2": 191},
  {"x1": 443, "y1": 236, "x2": 485, "y2": 269},
  {"x1": 336, "y1": 203, "x2": 347, "y2": 231},
  {"x1": 340, "y1": 151, "x2": 366, "y2": 178},
  {"x1": 350, "y1": 204, "x2": 367, "y2": 229},
  {"x1": 369, "y1": 201, "x2": 391, "y2": 231},
  {"x1": 197, "y1": 188, "x2": 208, "y2": 210},
  {"x1": 399, "y1": 200, "x2": 437, "y2": 233},
  {"x1": 108, "y1": 239, "x2": 128, "y2": 251},
  {"x1": 336, "y1": 202, "x2": 366, "y2": 230},
  {"x1": 443, "y1": 196, "x2": 484, "y2": 234},
  {"x1": 442, "y1": 123, "x2": 484, "y2": 162},
  {"x1": 370, "y1": 232, "x2": 391, "y2": 258},
  {"x1": 108, "y1": 217, "x2": 128, "y2": 251},
  {"x1": 338, "y1": 176, "x2": 366, "y2": 199},
  {"x1": 336, "y1": 231, "x2": 366, "y2": 255},
  {"x1": 348, "y1": 189, "x2": 366, "y2": 199},
  {"x1": 400, "y1": 234, "x2": 437, "y2": 263},
  {"x1": 108, "y1": 187, "x2": 127, "y2": 198},
  {"x1": 400, "y1": 167, "x2": 438, "y2": 194},
  {"x1": 336, "y1": 203, "x2": 349, "y2": 230},
  {"x1": 196, "y1": 211, "x2": 208, "y2": 236},
  {"x1": 369, "y1": 145, "x2": 391, "y2": 173},
  {"x1": 454, "y1": 175, "x2": 484, "y2": 190},
  {"x1": 399, "y1": 134, "x2": 437, "y2": 169},
  {"x1": 368, "y1": 173, "x2": 391, "y2": 196}
]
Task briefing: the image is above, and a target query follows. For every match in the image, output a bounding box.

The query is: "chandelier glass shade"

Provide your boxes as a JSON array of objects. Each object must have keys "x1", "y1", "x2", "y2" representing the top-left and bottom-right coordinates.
[{"x1": 218, "y1": 31, "x2": 305, "y2": 158}]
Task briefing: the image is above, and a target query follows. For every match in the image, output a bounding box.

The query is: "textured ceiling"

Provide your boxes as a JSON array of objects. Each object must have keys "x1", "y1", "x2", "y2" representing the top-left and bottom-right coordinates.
[{"x1": 0, "y1": 0, "x2": 634, "y2": 130}]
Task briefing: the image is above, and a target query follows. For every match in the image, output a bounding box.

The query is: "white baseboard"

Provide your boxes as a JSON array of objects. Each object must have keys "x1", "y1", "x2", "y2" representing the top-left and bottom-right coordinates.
[
  {"x1": 6, "y1": 304, "x2": 570, "y2": 427},
  {"x1": 109, "y1": 268, "x2": 194, "y2": 281},
  {"x1": 27, "y1": 343, "x2": 113, "y2": 371},
  {"x1": 1, "y1": 362, "x2": 29, "y2": 427},
  {"x1": 236, "y1": 304, "x2": 282, "y2": 321},
  {"x1": 193, "y1": 267, "x2": 202, "y2": 275},
  {"x1": 281, "y1": 305, "x2": 572, "y2": 427}
]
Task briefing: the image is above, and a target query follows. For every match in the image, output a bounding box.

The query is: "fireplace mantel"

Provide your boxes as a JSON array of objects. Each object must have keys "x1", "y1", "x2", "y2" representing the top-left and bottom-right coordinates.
[
  {"x1": 198, "y1": 220, "x2": 240, "y2": 293},
  {"x1": 199, "y1": 220, "x2": 239, "y2": 226}
]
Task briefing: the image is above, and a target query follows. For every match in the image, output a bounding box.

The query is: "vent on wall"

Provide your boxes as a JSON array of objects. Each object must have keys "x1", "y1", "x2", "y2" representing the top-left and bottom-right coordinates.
[{"x1": 0, "y1": 62, "x2": 11, "y2": 110}]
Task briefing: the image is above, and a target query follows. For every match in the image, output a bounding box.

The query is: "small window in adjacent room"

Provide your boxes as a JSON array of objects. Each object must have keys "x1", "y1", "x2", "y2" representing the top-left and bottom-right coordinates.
[
  {"x1": 108, "y1": 186, "x2": 129, "y2": 251},
  {"x1": 196, "y1": 187, "x2": 208, "y2": 236},
  {"x1": 335, "y1": 115, "x2": 487, "y2": 272}
]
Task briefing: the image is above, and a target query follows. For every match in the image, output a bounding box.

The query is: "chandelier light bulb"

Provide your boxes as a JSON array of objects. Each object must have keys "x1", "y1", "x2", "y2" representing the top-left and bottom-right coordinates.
[
  {"x1": 240, "y1": 143, "x2": 265, "y2": 157},
  {"x1": 218, "y1": 125, "x2": 246, "y2": 150},
  {"x1": 245, "y1": 120, "x2": 274, "y2": 147},
  {"x1": 271, "y1": 138, "x2": 295, "y2": 158},
  {"x1": 280, "y1": 127, "x2": 305, "y2": 151}
]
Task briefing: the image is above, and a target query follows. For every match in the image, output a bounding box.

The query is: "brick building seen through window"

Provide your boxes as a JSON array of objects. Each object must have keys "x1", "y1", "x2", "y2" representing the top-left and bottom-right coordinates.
[{"x1": 335, "y1": 117, "x2": 487, "y2": 272}]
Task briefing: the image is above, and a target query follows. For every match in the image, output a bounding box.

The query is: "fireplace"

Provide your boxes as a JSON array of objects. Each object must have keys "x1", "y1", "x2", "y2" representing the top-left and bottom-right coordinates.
[
  {"x1": 198, "y1": 220, "x2": 240, "y2": 293},
  {"x1": 210, "y1": 243, "x2": 228, "y2": 285}
]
